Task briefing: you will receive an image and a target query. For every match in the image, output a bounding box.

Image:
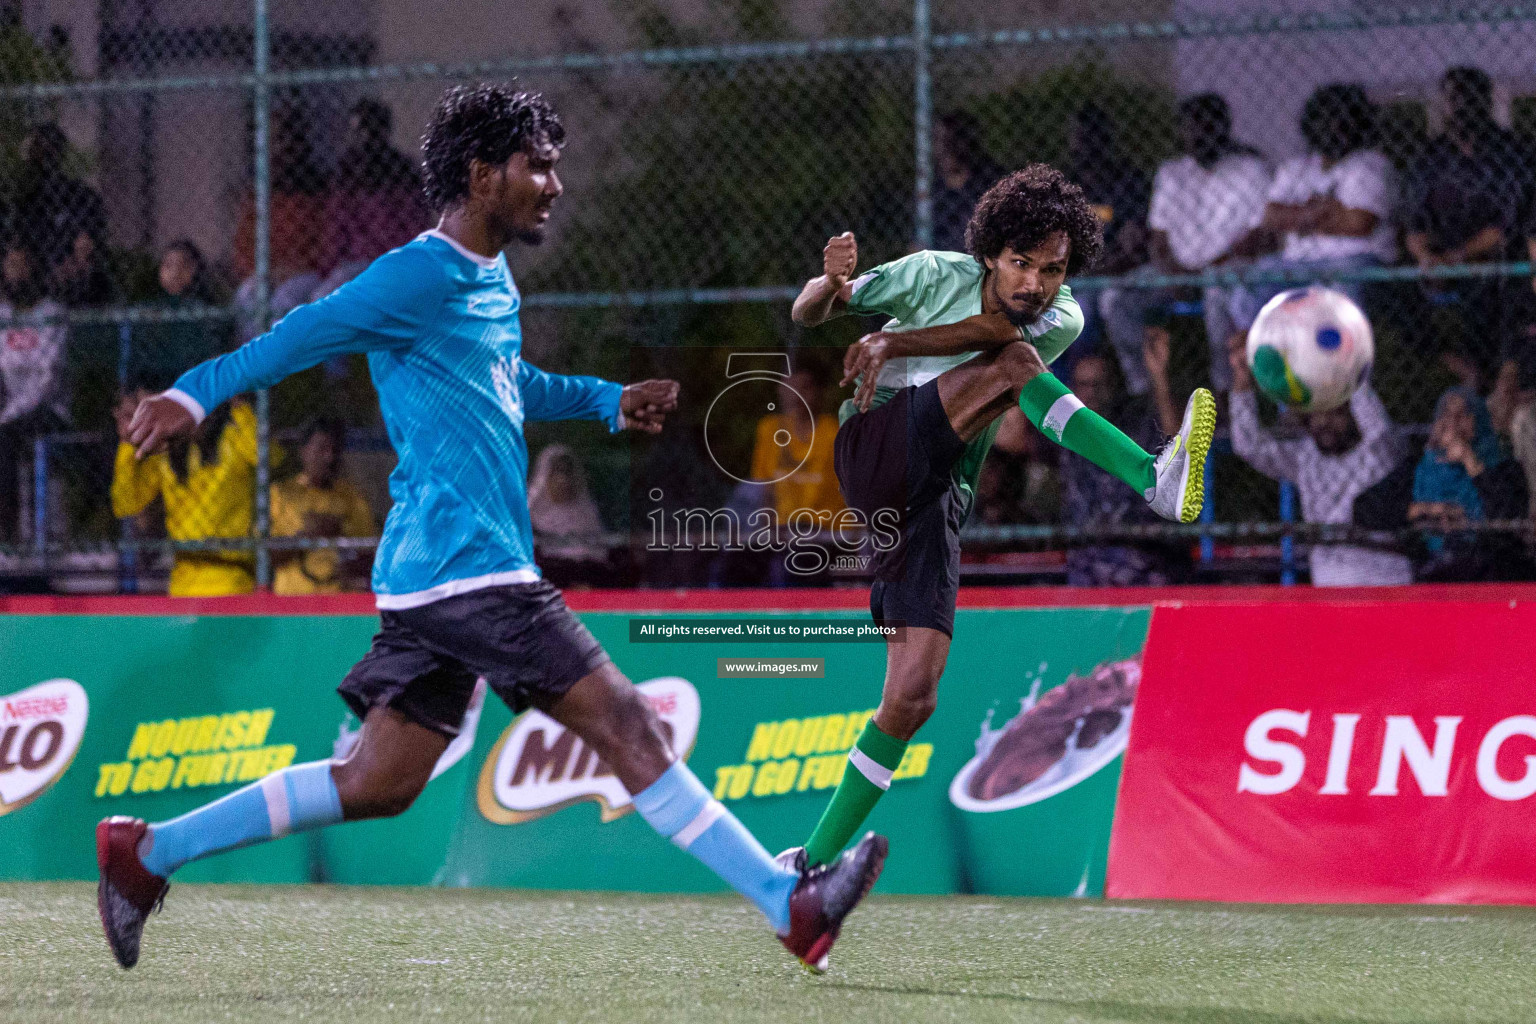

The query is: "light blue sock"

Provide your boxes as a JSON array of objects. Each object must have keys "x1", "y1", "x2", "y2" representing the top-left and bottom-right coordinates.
[
  {"x1": 632, "y1": 762, "x2": 799, "y2": 934},
  {"x1": 139, "y1": 761, "x2": 344, "y2": 878}
]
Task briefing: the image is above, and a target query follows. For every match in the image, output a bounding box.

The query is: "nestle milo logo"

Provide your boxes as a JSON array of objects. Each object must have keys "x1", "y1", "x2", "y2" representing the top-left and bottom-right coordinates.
[
  {"x1": 477, "y1": 677, "x2": 700, "y2": 825},
  {"x1": 0, "y1": 679, "x2": 89, "y2": 816}
]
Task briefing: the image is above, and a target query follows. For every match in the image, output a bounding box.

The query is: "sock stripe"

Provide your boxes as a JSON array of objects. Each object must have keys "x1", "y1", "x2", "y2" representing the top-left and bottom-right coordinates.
[
  {"x1": 1041, "y1": 393, "x2": 1085, "y2": 443},
  {"x1": 672, "y1": 799, "x2": 726, "y2": 849},
  {"x1": 848, "y1": 747, "x2": 894, "y2": 790},
  {"x1": 261, "y1": 773, "x2": 291, "y2": 838}
]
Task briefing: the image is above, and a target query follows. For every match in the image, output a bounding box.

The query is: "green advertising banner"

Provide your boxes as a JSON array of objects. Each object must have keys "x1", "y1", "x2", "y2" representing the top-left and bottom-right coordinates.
[{"x1": 0, "y1": 606, "x2": 1147, "y2": 896}]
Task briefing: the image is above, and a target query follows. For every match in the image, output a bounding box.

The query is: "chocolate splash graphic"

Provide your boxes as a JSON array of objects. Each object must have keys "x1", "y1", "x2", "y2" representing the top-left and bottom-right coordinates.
[{"x1": 966, "y1": 658, "x2": 1140, "y2": 802}]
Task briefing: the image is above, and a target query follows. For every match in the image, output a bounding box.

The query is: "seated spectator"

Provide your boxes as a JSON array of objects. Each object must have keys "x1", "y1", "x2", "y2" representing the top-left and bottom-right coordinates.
[
  {"x1": 1229, "y1": 84, "x2": 1397, "y2": 331},
  {"x1": 314, "y1": 99, "x2": 429, "y2": 298},
  {"x1": 749, "y1": 367, "x2": 844, "y2": 524},
  {"x1": 0, "y1": 243, "x2": 68, "y2": 544},
  {"x1": 1059, "y1": 345, "x2": 1187, "y2": 586},
  {"x1": 1228, "y1": 336, "x2": 1412, "y2": 585},
  {"x1": 232, "y1": 105, "x2": 327, "y2": 340},
  {"x1": 270, "y1": 417, "x2": 376, "y2": 596},
  {"x1": 1405, "y1": 67, "x2": 1532, "y2": 384},
  {"x1": 747, "y1": 367, "x2": 844, "y2": 586},
  {"x1": 12, "y1": 122, "x2": 106, "y2": 276},
  {"x1": 129, "y1": 240, "x2": 231, "y2": 392},
  {"x1": 48, "y1": 229, "x2": 116, "y2": 306},
  {"x1": 528, "y1": 443, "x2": 611, "y2": 586},
  {"x1": 975, "y1": 408, "x2": 1060, "y2": 527},
  {"x1": 1411, "y1": 386, "x2": 1532, "y2": 581},
  {"x1": 1061, "y1": 103, "x2": 1151, "y2": 363},
  {"x1": 932, "y1": 110, "x2": 1004, "y2": 253},
  {"x1": 111, "y1": 398, "x2": 260, "y2": 596},
  {"x1": 1101, "y1": 93, "x2": 1270, "y2": 395}
]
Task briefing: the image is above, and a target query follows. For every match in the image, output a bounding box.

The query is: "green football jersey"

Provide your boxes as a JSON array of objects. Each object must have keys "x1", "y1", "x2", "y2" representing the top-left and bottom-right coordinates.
[{"x1": 838, "y1": 249, "x2": 1084, "y2": 515}]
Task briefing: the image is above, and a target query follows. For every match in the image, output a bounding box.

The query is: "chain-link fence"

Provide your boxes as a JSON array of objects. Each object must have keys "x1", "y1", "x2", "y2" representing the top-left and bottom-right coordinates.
[{"x1": 2, "y1": 1, "x2": 1535, "y2": 593}]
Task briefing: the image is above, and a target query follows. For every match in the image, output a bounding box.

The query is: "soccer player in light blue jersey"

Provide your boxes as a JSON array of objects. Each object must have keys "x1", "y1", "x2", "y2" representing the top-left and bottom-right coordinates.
[{"x1": 97, "y1": 83, "x2": 885, "y2": 974}]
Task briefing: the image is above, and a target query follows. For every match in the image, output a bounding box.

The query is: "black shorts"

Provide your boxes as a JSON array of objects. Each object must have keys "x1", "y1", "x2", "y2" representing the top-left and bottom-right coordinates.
[
  {"x1": 338, "y1": 580, "x2": 610, "y2": 737},
  {"x1": 833, "y1": 378, "x2": 967, "y2": 636}
]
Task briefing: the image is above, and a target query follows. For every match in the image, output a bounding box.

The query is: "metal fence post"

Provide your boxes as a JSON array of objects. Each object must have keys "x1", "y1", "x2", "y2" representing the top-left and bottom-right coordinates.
[
  {"x1": 32, "y1": 437, "x2": 47, "y2": 566},
  {"x1": 913, "y1": 0, "x2": 933, "y2": 250},
  {"x1": 253, "y1": 0, "x2": 273, "y2": 590}
]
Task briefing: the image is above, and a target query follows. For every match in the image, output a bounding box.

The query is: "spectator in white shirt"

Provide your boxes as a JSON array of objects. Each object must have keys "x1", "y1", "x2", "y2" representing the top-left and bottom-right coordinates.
[
  {"x1": 1227, "y1": 336, "x2": 1412, "y2": 586},
  {"x1": 1229, "y1": 84, "x2": 1397, "y2": 332},
  {"x1": 1100, "y1": 93, "x2": 1270, "y2": 395},
  {"x1": 0, "y1": 242, "x2": 69, "y2": 543}
]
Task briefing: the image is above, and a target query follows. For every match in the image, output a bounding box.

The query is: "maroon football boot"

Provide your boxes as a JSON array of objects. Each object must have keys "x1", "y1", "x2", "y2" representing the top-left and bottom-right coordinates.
[
  {"x1": 96, "y1": 816, "x2": 169, "y2": 969},
  {"x1": 776, "y1": 832, "x2": 888, "y2": 973}
]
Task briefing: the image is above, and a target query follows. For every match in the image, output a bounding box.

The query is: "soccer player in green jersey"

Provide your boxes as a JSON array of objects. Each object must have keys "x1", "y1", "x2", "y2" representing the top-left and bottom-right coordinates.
[{"x1": 788, "y1": 164, "x2": 1215, "y2": 866}]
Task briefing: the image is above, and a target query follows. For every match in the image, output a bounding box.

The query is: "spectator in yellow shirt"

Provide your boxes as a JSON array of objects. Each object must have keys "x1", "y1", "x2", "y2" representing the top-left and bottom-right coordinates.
[
  {"x1": 111, "y1": 396, "x2": 259, "y2": 596},
  {"x1": 270, "y1": 417, "x2": 376, "y2": 595},
  {"x1": 748, "y1": 367, "x2": 844, "y2": 524}
]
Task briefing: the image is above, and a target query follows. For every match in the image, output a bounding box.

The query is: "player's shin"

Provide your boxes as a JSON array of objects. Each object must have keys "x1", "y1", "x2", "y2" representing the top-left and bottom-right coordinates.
[
  {"x1": 1018, "y1": 371, "x2": 1155, "y2": 493},
  {"x1": 632, "y1": 761, "x2": 798, "y2": 934},
  {"x1": 803, "y1": 719, "x2": 907, "y2": 866},
  {"x1": 138, "y1": 761, "x2": 343, "y2": 878}
]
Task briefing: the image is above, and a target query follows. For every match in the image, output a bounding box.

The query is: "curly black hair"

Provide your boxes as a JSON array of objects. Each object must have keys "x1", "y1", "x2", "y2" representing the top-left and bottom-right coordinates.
[
  {"x1": 420, "y1": 83, "x2": 566, "y2": 211},
  {"x1": 965, "y1": 163, "x2": 1103, "y2": 275}
]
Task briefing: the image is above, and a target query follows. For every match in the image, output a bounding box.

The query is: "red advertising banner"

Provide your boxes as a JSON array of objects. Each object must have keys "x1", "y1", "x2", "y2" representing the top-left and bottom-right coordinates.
[{"x1": 1108, "y1": 598, "x2": 1536, "y2": 904}]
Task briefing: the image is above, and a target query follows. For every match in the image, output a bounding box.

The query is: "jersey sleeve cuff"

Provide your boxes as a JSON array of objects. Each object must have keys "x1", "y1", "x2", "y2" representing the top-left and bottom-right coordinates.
[
  {"x1": 161, "y1": 388, "x2": 207, "y2": 425},
  {"x1": 602, "y1": 381, "x2": 625, "y2": 433}
]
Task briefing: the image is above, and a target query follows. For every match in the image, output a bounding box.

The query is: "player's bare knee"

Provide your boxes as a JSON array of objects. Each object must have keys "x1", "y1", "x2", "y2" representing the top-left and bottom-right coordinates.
[
  {"x1": 994, "y1": 340, "x2": 1046, "y2": 390},
  {"x1": 878, "y1": 688, "x2": 938, "y2": 741},
  {"x1": 587, "y1": 683, "x2": 667, "y2": 760},
  {"x1": 333, "y1": 759, "x2": 426, "y2": 820}
]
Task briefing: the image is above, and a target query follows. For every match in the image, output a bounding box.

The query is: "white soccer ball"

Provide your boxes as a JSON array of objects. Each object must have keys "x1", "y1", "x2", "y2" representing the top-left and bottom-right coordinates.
[{"x1": 1245, "y1": 286, "x2": 1374, "y2": 412}]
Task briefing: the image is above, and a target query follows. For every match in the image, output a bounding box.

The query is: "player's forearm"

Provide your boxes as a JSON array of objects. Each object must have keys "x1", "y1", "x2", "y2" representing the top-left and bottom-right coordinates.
[
  {"x1": 882, "y1": 314, "x2": 1022, "y2": 358},
  {"x1": 792, "y1": 276, "x2": 845, "y2": 327},
  {"x1": 520, "y1": 365, "x2": 624, "y2": 430}
]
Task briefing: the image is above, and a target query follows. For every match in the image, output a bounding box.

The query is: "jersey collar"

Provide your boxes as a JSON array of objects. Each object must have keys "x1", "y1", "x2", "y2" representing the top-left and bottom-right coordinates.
[{"x1": 421, "y1": 229, "x2": 500, "y2": 269}]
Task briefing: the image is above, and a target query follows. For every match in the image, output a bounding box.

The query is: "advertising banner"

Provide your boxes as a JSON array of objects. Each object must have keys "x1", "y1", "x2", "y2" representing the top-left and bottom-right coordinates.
[
  {"x1": 1108, "y1": 599, "x2": 1536, "y2": 905},
  {"x1": 0, "y1": 605, "x2": 1147, "y2": 896}
]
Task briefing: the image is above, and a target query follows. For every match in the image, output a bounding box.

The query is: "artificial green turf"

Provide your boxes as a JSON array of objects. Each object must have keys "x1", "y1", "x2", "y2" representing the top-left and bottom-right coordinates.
[{"x1": 2, "y1": 883, "x2": 1534, "y2": 1023}]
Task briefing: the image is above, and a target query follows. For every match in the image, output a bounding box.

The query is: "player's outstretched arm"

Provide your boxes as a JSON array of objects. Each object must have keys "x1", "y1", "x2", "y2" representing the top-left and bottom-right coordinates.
[
  {"x1": 792, "y1": 232, "x2": 858, "y2": 327},
  {"x1": 840, "y1": 313, "x2": 1024, "y2": 412},
  {"x1": 140, "y1": 247, "x2": 453, "y2": 457},
  {"x1": 517, "y1": 359, "x2": 679, "y2": 435}
]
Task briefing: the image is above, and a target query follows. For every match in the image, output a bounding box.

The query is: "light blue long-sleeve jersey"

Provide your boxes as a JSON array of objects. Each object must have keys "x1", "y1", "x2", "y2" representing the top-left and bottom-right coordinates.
[{"x1": 170, "y1": 231, "x2": 623, "y2": 609}]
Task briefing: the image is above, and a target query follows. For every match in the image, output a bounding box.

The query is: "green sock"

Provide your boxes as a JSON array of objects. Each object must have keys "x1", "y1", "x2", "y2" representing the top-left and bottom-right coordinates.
[
  {"x1": 1019, "y1": 372, "x2": 1155, "y2": 495},
  {"x1": 804, "y1": 720, "x2": 907, "y2": 866}
]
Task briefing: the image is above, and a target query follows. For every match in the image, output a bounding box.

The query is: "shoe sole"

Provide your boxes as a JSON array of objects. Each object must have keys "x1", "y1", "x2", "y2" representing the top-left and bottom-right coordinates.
[
  {"x1": 798, "y1": 834, "x2": 889, "y2": 975},
  {"x1": 96, "y1": 820, "x2": 136, "y2": 970},
  {"x1": 1177, "y1": 389, "x2": 1218, "y2": 525}
]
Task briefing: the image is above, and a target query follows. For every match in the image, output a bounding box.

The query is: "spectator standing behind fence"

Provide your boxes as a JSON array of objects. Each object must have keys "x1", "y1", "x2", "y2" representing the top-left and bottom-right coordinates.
[
  {"x1": 270, "y1": 417, "x2": 375, "y2": 596},
  {"x1": 1406, "y1": 67, "x2": 1533, "y2": 386},
  {"x1": 111, "y1": 398, "x2": 259, "y2": 596},
  {"x1": 932, "y1": 111, "x2": 1004, "y2": 254},
  {"x1": 129, "y1": 241, "x2": 230, "y2": 392},
  {"x1": 314, "y1": 100, "x2": 429, "y2": 298},
  {"x1": 1058, "y1": 343, "x2": 1187, "y2": 587},
  {"x1": 1229, "y1": 337, "x2": 1412, "y2": 586},
  {"x1": 1410, "y1": 385, "x2": 1532, "y2": 581},
  {"x1": 0, "y1": 244, "x2": 69, "y2": 545},
  {"x1": 1101, "y1": 94, "x2": 1270, "y2": 396},
  {"x1": 1228, "y1": 85, "x2": 1397, "y2": 331},
  {"x1": 232, "y1": 106, "x2": 327, "y2": 340},
  {"x1": 10, "y1": 123, "x2": 106, "y2": 277}
]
